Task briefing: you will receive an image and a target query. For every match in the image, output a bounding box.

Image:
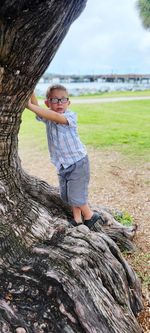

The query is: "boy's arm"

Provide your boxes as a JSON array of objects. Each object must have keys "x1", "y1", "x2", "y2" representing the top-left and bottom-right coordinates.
[{"x1": 27, "y1": 99, "x2": 68, "y2": 125}]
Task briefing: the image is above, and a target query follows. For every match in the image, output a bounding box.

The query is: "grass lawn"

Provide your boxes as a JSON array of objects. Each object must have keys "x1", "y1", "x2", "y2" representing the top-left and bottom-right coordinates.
[{"x1": 19, "y1": 98, "x2": 150, "y2": 161}]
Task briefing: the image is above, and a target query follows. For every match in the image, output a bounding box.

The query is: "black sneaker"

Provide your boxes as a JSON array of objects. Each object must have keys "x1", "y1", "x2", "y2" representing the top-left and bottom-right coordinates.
[
  {"x1": 84, "y1": 212, "x2": 101, "y2": 229},
  {"x1": 68, "y1": 220, "x2": 83, "y2": 227}
]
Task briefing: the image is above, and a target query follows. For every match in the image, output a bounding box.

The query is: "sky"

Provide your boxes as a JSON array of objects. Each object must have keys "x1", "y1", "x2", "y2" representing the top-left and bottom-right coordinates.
[{"x1": 47, "y1": 0, "x2": 150, "y2": 75}]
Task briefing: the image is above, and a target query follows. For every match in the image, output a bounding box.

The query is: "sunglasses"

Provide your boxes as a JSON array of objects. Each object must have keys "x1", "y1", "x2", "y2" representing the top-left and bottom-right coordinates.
[{"x1": 48, "y1": 97, "x2": 69, "y2": 104}]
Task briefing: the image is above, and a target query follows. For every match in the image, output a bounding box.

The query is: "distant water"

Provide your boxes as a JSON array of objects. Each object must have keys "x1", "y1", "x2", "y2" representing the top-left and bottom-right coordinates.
[{"x1": 36, "y1": 80, "x2": 150, "y2": 96}]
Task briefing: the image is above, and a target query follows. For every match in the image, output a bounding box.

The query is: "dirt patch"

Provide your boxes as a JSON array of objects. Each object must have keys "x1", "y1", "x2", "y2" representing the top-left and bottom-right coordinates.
[{"x1": 20, "y1": 147, "x2": 150, "y2": 332}]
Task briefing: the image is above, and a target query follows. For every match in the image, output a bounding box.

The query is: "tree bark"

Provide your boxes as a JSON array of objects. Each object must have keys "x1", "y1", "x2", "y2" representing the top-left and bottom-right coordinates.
[{"x1": 0, "y1": 1, "x2": 143, "y2": 332}]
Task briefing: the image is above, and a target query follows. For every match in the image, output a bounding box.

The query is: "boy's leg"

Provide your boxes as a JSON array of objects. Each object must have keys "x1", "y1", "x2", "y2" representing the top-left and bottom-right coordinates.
[
  {"x1": 72, "y1": 204, "x2": 93, "y2": 223},
  {"x1": 67, "y1": 156, "x2": 92, "y2": 223},
  {"x1": 72, "y1": 204, "x2": 100, "y2": 228},
  {"x1": 72, "y1": 206, "x2": 82, "y2": 223},
  {"x1": 79, "y1": 204, "x2": 93, "y2": 220}
]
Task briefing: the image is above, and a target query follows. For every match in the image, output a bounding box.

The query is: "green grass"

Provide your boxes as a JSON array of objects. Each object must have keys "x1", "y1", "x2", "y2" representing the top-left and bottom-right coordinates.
[
  {"x1": 114, "y1": 211, "x2": 133, "y2": 226},
  {"x1": 19, "y1": 98, "x2": 150, "y2": 161},
  {"x1": 74, "y1": 100, "x2": 150, "y2": 160}
]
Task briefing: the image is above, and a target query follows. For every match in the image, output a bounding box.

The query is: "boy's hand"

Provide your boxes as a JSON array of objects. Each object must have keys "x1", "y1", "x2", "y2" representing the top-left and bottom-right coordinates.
[
  {"x1": 26, "y1": 92, "x2": 38, "y2": 109},
  {"x1": 26, "y1": 97, "x2": 32, "y2": 109},
  {"x1": 31, "y1": 92, "x2": 39, "y2": 106}
]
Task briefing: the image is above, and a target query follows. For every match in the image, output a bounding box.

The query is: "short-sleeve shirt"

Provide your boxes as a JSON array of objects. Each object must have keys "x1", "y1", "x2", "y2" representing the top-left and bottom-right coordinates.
[{"x1": 37, "y1": 110, "x2": 87, "y2": 170}]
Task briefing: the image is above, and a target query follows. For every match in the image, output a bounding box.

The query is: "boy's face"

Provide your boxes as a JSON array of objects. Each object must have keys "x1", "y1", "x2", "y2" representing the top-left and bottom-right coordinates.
[{"x1": 46, "y1": 89, "x2": 70, "y2": 113}]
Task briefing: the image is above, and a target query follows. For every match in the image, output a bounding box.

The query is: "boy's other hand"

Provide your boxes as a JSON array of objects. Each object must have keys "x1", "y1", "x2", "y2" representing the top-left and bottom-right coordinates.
[
  {"x1": 26, "y1": 97, "x2": 32, "y2": 109},
  {"x1": 31, "y1": 92, "x2": 39, "y2": 106}
]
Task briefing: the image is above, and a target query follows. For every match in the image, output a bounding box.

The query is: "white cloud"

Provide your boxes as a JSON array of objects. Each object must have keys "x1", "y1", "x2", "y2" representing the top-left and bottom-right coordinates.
[{"x1": 48, "y1": 0, "x2": 150, "y2": 74}]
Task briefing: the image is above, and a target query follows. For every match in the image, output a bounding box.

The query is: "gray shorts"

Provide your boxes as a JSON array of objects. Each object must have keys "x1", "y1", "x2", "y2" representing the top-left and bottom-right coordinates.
[{"x1": 58, "y1": 155, "x2": 90, "y2": 206}]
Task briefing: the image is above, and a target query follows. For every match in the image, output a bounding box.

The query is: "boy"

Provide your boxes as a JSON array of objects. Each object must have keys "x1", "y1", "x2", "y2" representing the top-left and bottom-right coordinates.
[{"x1": 27, "y1": 84, "x2": 100, "y2": 228}]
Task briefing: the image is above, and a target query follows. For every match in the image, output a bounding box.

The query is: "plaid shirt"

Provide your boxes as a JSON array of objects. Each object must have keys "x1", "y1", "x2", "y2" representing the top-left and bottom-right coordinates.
[{"x1": 37, "y1": 110, "x2": 87, "y2": 170}]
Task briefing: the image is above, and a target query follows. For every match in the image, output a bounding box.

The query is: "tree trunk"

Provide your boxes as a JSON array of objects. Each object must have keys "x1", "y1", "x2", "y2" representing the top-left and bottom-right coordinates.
[{"x1": 0, "y1": 1, "x2": 143, "y2": 332}]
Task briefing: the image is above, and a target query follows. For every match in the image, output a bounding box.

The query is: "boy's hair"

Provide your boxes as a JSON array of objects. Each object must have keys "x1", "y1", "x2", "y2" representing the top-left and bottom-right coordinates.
[{"x1": 46, "y1": 84, "x2": 68, "y2": 99}]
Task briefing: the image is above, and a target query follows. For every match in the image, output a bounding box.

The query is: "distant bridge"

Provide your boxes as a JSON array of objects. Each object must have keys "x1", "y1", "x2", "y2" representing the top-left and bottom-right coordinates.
[{"x1": 41, "y1": 73, "x2": 150, "y2": 84}]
